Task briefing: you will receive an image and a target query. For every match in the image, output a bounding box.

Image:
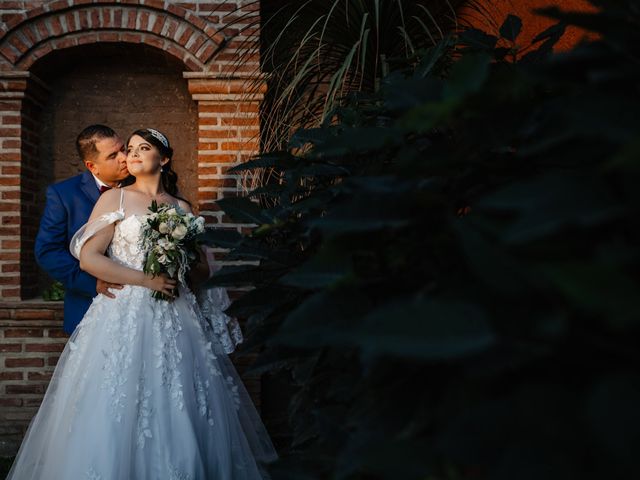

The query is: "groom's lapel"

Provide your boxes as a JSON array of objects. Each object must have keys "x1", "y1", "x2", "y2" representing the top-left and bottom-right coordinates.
[{"x1": 79, "y1": 170, "x2": 100, "y2": 205}]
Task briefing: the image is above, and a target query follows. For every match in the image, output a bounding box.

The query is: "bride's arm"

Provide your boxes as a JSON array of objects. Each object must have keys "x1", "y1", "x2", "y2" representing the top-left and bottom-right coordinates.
[{"x1": 78, "y1": 190, "x2": 177, "y2": 296}]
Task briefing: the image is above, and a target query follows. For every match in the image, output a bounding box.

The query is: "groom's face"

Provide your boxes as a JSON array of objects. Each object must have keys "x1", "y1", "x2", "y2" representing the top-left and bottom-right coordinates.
[{"x1": 85, "y1": 135, "x2": 129, "y2": 186}]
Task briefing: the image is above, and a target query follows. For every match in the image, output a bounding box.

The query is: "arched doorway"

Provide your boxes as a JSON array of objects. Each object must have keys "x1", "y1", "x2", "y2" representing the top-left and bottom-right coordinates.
[{"x1": 29, "y1": 42, "x2": 198, "y2": 296}]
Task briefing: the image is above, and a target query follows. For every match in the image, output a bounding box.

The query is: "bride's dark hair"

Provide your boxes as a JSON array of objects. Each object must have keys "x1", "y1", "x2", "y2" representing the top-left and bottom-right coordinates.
[{"x1": 126, "y1": 128, "x2": 191, "y2": 206}]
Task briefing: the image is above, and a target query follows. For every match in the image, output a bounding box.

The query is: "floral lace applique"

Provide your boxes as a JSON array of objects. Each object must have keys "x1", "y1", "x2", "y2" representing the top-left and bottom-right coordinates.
[
  {"x1": 100, "y1": 287, "x2": 141, "y2": 423},
  {"x1": 108, "y1": 214, "x2": 146, "y2": 270},
  {"x1": 152, "y1": 299, "x2": 185, "y2": 411},
  {"x1": 193, "y1": 367, "x2": 214, "y2": 426},
  {"x1": 135, "y1": 360, "x2": 153, "y2": 448},
  {"x1": 168, "y1": 463, "x2": 192, "y2": 480},
  {"x1": 85, "y1": 467, "x2": 102, "y2": 480},
  {"x1": 225, "y1": 374, "x2": 241, "y2": 411}
]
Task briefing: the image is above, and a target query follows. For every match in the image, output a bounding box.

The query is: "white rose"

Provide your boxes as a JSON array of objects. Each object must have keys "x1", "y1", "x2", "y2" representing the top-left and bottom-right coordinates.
[
  {"x1": 172, "y1": 224, "x2": 188, "y2": 240},
  {"x1": 157, "y1": 254, "x2": 168, "y2": 264},
  {"x1": 158, "y1": 238, "x2": 171, "y2": 250},
  {"x1": 158, "y1": 222, "x2": 170, "y2": 234},
  {"x1": 194, "y1": 216, "x2": 205, "y2": 233},
  {"x1": 166, "y1": 208, "x2": 177, "y2": 216}
]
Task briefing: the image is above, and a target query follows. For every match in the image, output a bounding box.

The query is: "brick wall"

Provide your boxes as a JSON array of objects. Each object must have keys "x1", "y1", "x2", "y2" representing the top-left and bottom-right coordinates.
[
  {"x1": 0, "y1": 0, "x2": 266, "y2": 457},
  {"x1": 0, "y1": 302, "x2": 63, "y2": 455},
  {"x1": 460, "y1": 0, "x2": 599, "y2": 51}
]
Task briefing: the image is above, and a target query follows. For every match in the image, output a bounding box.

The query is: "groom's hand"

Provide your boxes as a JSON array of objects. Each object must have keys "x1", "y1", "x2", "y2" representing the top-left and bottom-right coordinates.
[{"x1": 96, "y1": 279, "x2": 124, "y2": 299}]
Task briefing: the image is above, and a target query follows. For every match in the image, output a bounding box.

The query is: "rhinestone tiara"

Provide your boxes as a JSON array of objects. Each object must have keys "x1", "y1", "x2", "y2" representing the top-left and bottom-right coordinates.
[{"x1": 146, "y1": 128, "x2": 169, "y2": 148}]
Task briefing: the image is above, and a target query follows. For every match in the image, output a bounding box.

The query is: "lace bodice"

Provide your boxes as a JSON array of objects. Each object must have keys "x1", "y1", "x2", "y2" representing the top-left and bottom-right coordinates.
[{"x1": 109, "y1": 213, "x2": 147, "y2": 270}]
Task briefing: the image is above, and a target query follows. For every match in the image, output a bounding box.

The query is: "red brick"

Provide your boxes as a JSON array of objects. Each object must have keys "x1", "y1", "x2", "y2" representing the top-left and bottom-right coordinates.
[
  {"x1": 90, "y1": 8, "x2": 100, "y2": 28},
  {"x1": 121, "y1": 32, "x2": 142, "y2": 43},
  {"x1": 138, "y1": 10, "x2": 150, "y2": 30},
  {"x1": 1, "y1": 113, "x2": 21, "y2": 125},
  {"x1": 77, "y1": 32, "x2": 99, "y2": 46},
  {"x1": 144, "y1": 0, "x2": 165, "y2": 8},
  {"x1": 196, "y1": 116, "x2": 220, "y2": 126},
  {"x1": 200, "y1": 178, "x2": 237, "y2": 188},
  {"x1": 1, "y1": 215, "x2": 20, "y2": 225},
  {"x1": 5, "y1": 384, "x2": 45, "y2": 394},
  {"x1": 0, "y1": 202, "x2": 20, "y2": 212},
  {"x1": 5, "y1": 357, "x2": 45, "y2": 368},
  {"x1": 15, "y1": 310, "x2": 54, "y2": 320},
  {"x1": 53, "y1": 36, "x2": 77, "y2": 49},
  {"x1": 102, "y1": 7, "x2": 114, "y2": 28},
  {"x1": 198, "y1": 191, "x2": 219, "y2": 201},
  {"x1": 198, "y1": 142, "x2": 219, "y2": 150},
  {"x1": 0, "y1": 343, "x2": 22, "y2": 353},
  {"x1": 65, "y1": 11, "x2": 77, "y2": 31},
  {"x1": 199, "y1": 104, "x2": 237, "y2": 113},
  {"x1": 0, "y1": 371, "x2": 23, "y2": 380},
  {"x1": 46, "y1": 329, "x2": 68, "y2": 338},
  {"x1": 151, "y1": 14, "x2": 165, "y2": 35},
  {"x1": 178, "y1": 25, "x2": 195, "y2": 45},
  {"x1": 98, "y1": 32, "x2": 119, "y2": 42},
  {"x1": 199, "y1": 129, "x2": 237, "y2": 138},
  {"x1": 198, "y1": 154, "x2": 238, "y2": 163},
  {"x1": 0, "y1": 128, "x2": 20, "y2": 137},
  {"x1": 185, "y1": 32, "x2": 206, "y2": 53},
  {"x1": 1, "y1": 288, "x2": 21, "y2": 297},
  {"x1": 221, "y1": 141, "x2": 259, "y2": 151},
  {"x1": 47, "y1": 356, "x2": 59, "y2": 366},
  {"x1": 4, "y1": 328, "x2": 44, "y2": 338},
  {"x1": 50, "y1": 0, "x2": 70, "y2": 11},
  {"x1": 0, "y1": 276, "x2": 20, "y2": 285},
  {"x1": 183, "y1": 56, "x2": 201, "y2": 72},
  {"x1": 125, "y1": 9, "x2": 136, "y2": 29},
  {"x1": 25, "y1": 343, "x2": 66, "y2": 353},
  {"x1": 196, "y1": 42, "x2": 216, "y2": 62},
  {"x1": 1, "y1": 263, "x2": 20, "y2": 273},
  {"x1": 78, "y1": 9, "x2": 90, "y2": 29},
  {"x1": 0, "y1": 398, "x2": 23, "y2": 407},
  {"x1": 28, "y1": 371, "x2": 53, "y2": 381},
  {"x1": 0, "y1": 101, "x2": 20, "y2": 111},
  {"x1": 1, "y1": 191, "x2": 20, "y2": 200},
  {"x1": 114, "y1": 8, "x2": 122, "y2": 27},
  {"x1": 48, "y1": 16, "x2": 63, "y2": 35}
]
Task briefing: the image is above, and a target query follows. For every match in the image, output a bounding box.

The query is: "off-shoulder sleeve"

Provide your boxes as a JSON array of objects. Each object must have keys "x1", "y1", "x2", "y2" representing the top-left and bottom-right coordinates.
[{"x1": 69, "y1": 209, "x2": 125, "y2": 260}]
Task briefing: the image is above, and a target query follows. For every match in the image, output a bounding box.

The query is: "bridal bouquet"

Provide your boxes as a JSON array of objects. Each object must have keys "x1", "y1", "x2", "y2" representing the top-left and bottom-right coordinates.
[{"x1": 139, "y1": 200, "x2": 206, "y2": 300}]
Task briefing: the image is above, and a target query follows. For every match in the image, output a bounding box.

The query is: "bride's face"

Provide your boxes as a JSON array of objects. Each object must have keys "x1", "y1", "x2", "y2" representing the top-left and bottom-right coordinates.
[{"x1": 126, "y1": 134, "x2": 168, "y2": 176}]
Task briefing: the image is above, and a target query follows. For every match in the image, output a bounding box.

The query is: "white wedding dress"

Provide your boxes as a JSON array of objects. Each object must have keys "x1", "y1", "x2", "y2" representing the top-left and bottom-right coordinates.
[{"x1": 6, "y1": 191, "x2": 278, "y2": 480}]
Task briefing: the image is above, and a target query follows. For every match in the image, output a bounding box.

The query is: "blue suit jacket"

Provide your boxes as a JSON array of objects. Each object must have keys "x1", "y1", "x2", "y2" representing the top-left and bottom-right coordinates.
[{"x1": 35, "y1": 170, "x2": 101, "y2": 335}]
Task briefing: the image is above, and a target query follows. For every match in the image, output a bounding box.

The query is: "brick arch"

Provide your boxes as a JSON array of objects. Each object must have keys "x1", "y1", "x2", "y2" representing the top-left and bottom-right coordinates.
[{"x1": 0, "y1": 1, "x2": 226, "y2": 71}]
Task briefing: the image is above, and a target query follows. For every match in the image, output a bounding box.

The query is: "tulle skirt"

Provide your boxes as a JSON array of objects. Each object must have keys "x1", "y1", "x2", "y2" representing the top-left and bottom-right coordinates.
[{"x1": 6, "y1": 285, "x2": 278, "y2": 480}]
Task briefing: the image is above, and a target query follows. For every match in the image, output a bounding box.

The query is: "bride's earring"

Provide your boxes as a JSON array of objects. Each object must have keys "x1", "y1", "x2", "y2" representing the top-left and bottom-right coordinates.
[{"x1": 160, "y1": 166, "x2": 164, "y2": 173}]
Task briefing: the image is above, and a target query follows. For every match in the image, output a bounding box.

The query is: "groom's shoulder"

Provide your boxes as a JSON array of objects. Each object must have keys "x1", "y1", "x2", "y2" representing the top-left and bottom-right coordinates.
[{"x1": 48, "y1": 172, "x2": 87, "y2": 194}]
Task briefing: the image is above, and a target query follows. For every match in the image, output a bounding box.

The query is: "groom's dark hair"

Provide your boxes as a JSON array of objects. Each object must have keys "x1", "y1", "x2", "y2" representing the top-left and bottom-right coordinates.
[{"x1": 76, "y1": 124, "x2": 117, "y2": 162}]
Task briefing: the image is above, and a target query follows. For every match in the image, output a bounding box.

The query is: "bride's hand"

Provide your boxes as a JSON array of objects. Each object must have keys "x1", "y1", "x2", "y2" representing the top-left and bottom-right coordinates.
[{"x1": 143, "y1": 273, "x2": 177, "y2": 297}]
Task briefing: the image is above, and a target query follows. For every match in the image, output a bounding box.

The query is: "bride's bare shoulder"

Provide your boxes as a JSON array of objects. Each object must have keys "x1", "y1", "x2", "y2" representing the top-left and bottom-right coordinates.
[
  {"x1": 93, "y1": 187, "x2": 121, "y2": 209},
  {"x1": 87, "y1": 188, "x2": 121, "y2": 221},
  {"x1": 168, "y1": 194, "x2": 193, "y2": 213}
]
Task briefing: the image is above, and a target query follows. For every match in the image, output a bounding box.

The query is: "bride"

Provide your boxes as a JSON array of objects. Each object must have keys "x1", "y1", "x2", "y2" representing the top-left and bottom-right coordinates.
[{"x1": 6, "y1": 128, "x2": 278, "y2": 479}]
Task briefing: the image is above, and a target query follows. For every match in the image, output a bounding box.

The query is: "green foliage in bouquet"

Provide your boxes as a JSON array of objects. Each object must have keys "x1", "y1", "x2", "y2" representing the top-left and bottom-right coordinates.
[
  {"x1": 140, "y1": 200, "x2": 205, "y2": 301},
  {"x1": 42, "y1": 280, "x2": 65, "y2": 301},
  {"x1": 206, "y1": 1, "x2": 640, "y2": 478}
]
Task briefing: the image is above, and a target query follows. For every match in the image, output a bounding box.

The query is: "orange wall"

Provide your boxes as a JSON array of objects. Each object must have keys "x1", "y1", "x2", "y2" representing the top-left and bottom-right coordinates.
[{"x1": 459, "y1": 0, "x2": 598, "y2": 51}]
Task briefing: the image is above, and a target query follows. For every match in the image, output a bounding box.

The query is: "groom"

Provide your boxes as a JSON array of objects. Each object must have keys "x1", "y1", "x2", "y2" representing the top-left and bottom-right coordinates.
[{"x1": 35, "y1": 124, "x2": 131, "y2": 335}]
